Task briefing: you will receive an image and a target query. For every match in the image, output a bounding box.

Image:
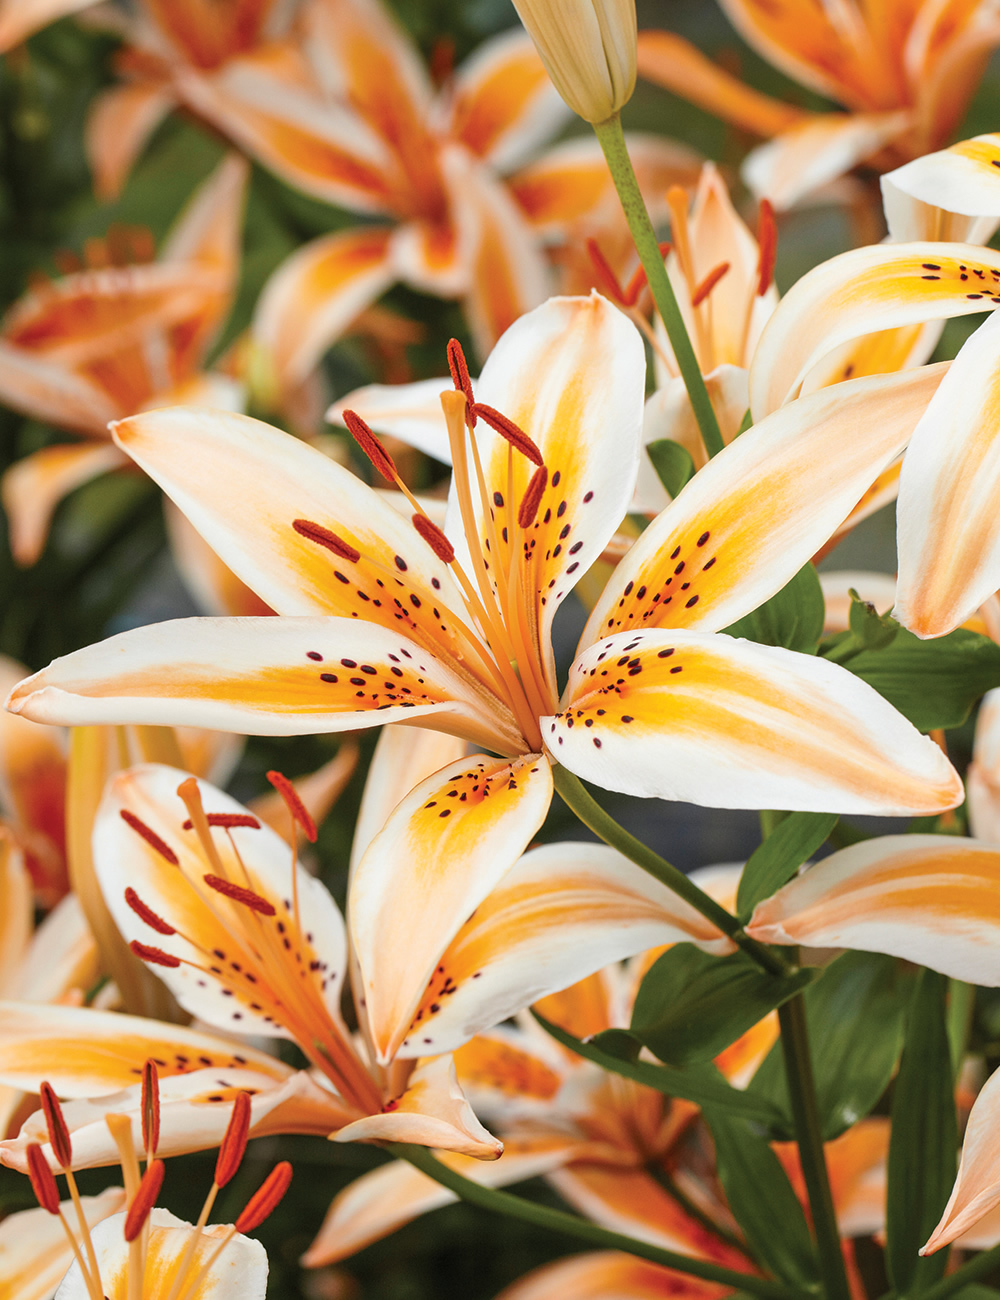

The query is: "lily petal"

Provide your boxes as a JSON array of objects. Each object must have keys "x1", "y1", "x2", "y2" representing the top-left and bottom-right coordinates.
[
  {"x1": 327, "y1": 376, "x2": 455, "y2": 464},
  {"x1": 495, "y1": 1249, "x2": 728, "y2": 1299},
  {"x1": 0, "y1": 341, "x2": 120, "y2": 435},
  {"x1": 0, "y1": 1000, "x2": 289, "y2": 1096},
  {"x1": 923, "y1": 1063, "x2": 1000, "y2": 1252},
  {"x1": 2, "y1": 442, "x2": 129, "y2": 566},
  {"x1": 550, "y1": 628, "x2": 962, "y2": 814},
  {"x1": 0, "y1": 831, "x2": 31, "y2": 993},
  {"x1": 85, "y1": 80, "x2": 175, "y2": 201},
  {"x1": 304, "y1": 1135, "x2": 577, "y2": 1265},
  {"x1": 895, "y1": 310, "x2": 1000, "y2": 636},
  {"x1": 747, "y1": 834, "x2": 1000, "y2": 983},
  {"x1": 390, "y1": 218, "x2": 467, "y2": 296},
  {"x1": 350, "y1": 751, "x2": 552, "y2": 1063},
  {"x1": 6, "y1": 615, "x2": 513, "y2": 749},
  {"x1": 453, "y1": 1027, "x2": 568, "y2": 1113},
  {"x1": 968, "y1": 688, "x2": 1000, "y2": 843},
  {"x1": 394, "y1": 841, "x2": 732, "y2": 1059},
  {"x1": 0, "y1": 1188, "x2": 125, "y2": 1300},
  {"x1": 333, "y1": 1055, "x2": 503, "y2": 1159},
  {"x1": 881, "y1": 133, "x2": 1000, "y2": 244},
  {"x1": 750, "y1": 242, "x2": 1000, "y2": 417},
  {"x1": 9, "y1": 893, "x2": 98, "y2": 1004},
  {"x1": 583, "y1": 365, "x2": 946, "y2": 646},
  {"x1": 252, "y1": 226, "x2": 395, "y2": 390},
  {"x1": 0, "y1": 0, "x2": 98, "y2": 50}
]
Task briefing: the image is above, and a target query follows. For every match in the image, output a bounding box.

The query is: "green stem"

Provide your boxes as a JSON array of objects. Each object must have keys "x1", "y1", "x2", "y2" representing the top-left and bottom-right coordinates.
[
  {"x1": 593, "y1": 112, "x2": 725, "y2": 460},
  {"x1": 916, "y1": 1241, "x2": 1000, "y2": 1300},
  {"x1": 777, "y1": 995, "x2": 851, "y2": 1300},
  {"x1": 552, "y1": 766, "x2": 789, "y2": 976},
  {"x1": 391, "y1": 1144, "x2": 796, "y2": 1298}
]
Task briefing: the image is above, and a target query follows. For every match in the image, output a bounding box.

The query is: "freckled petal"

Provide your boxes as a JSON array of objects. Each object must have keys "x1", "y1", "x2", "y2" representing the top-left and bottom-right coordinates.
[
  {"x1": 55, "y1": 1210, "x2": 268, "y2": 1300},
  {"x1": 743, "y1": 112, "x2": 910, "y2": 211},
  {"x1": 747, "y1": 834, "x2": 1000, "y2": 983},
  {"x1": 2, "y1": 442, "x2": 129, "y2": 566},
  {"x1": 449, "y1": 29, "x2": 568, "y2": 171},
  {"x1": 94, "y1": 763, "x2": 349, "y2": 1041},
  {"x1": 882, "y1": 134, "x2": 1000, "y2": 243},
  {"x1": 110, "y1": 407, "x2": 485, "y2": 674},
  {"x1": 0, "y1": 341, "x2": 120, "y2": 435},
  {"x1": 350, "y1": 752, "x2": 553, "y2": 1063},
  {"x1": 0, "y1": 1000, "x2": 289, "y2": 1097},
  {"x1": 0, "y1": 0, "x2": 98, "y2": 49},
  {"x1": 895, "y1": 311, "x2": 1000, "y2": 636},
  {"x1": 327, "y1": 376, "x2": 455, "y2": 464},
  {"x1": 333, "y1": 1055, "x2": 502, "y2": 1159},
  {"x1": 6, "y1": 617, "x2": 513, "y2": 750},
  {"x1": 749, "y1": 242, "x2": 1000, "y2": 417},
  {"x1": 797, "y1": 320, "x2": 944, "y2": 398},
  {"x1": 2, "y1": 1069, "x2": 346, "y2": 1174},
  {"x1": 85, "y1": 80, "x2": 175, "y2": 201},
  {"x1": 551, "y1": 629, "x2": 962, "y2": 814},
  {"x1": 0, "y1": 1188, "x2": 125, "y2": 1300},
  {"x1": 923, "y1": 1064, "x2": 1000, "y2": 1252},
  {"x1": 304, "y1": 1135, "x2": 577, "y2": 1266},
  {"x1": 395, "y1": 841, "x2": 732, "y2": 1059},
  {"x1": 818, "y1": 571, "x2": 897, "y2": 634},
  {"x1": 252, "y1": 227, "x2": 395, "y2": 391},
  {"x1": 583, "y1": 366, "x2": 945, "y2": 646}
]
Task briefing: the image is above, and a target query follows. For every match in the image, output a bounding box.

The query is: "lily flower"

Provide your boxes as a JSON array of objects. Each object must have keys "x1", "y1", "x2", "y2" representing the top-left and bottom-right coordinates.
[
  {"x1": 635, "y1": 1, "x2": 1000, "y2": 210},
  {"x1": 0, "y1": 153, "x2": 246, "y2": 567}
]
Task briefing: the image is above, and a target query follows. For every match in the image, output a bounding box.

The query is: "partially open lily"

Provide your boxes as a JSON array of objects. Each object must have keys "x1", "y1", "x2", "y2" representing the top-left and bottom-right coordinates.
[
  {"x1": 636, "y1": 1, "x2": 1000, "y2": 209},
  {"x1": 0, "y1": 153, "x2": 246, "y2": 567}
]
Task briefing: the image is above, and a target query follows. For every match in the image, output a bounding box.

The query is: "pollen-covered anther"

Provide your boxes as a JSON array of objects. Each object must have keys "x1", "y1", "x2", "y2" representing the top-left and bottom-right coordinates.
[
  {"x1": 235, "y1": 1161, "x2": 293, "y2": 1233},
  {"x1": 39, "y1": 1082, "x2": 72, "y2": 1169},
  {"x1": 691, "y1": 261, "x2": 731, "y2": 308},
  {"x1": 142, "y1": 1060, "x2": 160, "y2": 1157},
  {"x1": 204, "y1": 874, "x2": 278, "y2": 916},
  {"x1": 518, "y1": 465, "x2": 549, "y2": 528},
  {"x1": 182, "y1": 813, "x2": 261, "y2": 831},
  {"x1": 215, "y1": 1091, "x2": 252, "y2": 1188},
  {"x1": 266, "y1": 769, "x2": 317, "y2": 843},
  {"x1": 124, "y1": 1159, "x2": 165, "y2": 1242},
  {"x1": 125, "y1": 886, "x2": 177, "y2": 936},
  {"x1": 756, "y1": 199, "x2": 777, "y2": 297},
  {"x1": 470, "y1": 404, "x2": 544, "y2": 467},
  {"x1": 130, "y1": 940, "x2": 182, "y2": 969},
  {"x1": 26, "y1": 1143, "x2": 60, "y2": 1214},
  {"x1": 412, "y1": 513, "x2": 455, "y2": 563},
  {"x1": 292, "y1": 518, "x2": 361, "y2": 564},
  {"x1": 119, "y1": 809, "x2": 179, "y2": 865},
  {"x1": 342, "y1": 409, "x2": 398, "y2": 483},
  {"x1": 446, "y1": 338, "x2": 477, "y2": 426}
]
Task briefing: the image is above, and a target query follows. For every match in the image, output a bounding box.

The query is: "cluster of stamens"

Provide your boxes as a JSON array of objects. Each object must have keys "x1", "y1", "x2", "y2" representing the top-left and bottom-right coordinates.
[{"x1": 26, "y1": 1067, "x2": 291, "y2": 1300}]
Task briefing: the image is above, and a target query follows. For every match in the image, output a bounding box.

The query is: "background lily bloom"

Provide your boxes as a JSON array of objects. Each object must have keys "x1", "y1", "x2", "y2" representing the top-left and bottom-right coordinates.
[
  {"x1": 0, "y1": 153, "x2": 246, "y2": 567},
  {"x1": 635, "y1": 0, "x2": 1000, "y2": 210}
]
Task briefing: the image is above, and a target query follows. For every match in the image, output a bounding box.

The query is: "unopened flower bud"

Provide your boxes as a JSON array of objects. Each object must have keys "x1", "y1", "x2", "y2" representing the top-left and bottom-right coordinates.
[{"x1": 511, "y1": 0, "x2": 637, "y2": 123}]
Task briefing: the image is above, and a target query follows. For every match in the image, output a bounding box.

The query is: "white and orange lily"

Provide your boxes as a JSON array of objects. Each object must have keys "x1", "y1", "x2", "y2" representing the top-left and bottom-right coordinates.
[
  {"x1": 636, "y1": 1, "x2": 1000, "y2": 210},
  {"x1": 0, "y1": 1187, "x2": 126, "y2": 1300},
  {"x1": 0, "y1": 153, "x2": 246, "y2": 567}
]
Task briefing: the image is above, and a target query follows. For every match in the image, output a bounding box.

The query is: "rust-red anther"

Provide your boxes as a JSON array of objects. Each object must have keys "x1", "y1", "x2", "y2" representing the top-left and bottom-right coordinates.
[
  {"x1": 39, "y1": 1082, "x2": 72, "y2": 1170},
  {"x1": 130, "y1": 940, "x2": 182, "y2": 969},
  {"x1": 119, "y1": 810, "x2": 179, "y2": 865},
  {"x1": 124, "y1": 1159, "x2": 165, "y2": 1242},
  {"x1": 446, "y1": 339, "x2": 476, "y2": 427},
  {"x1": 203, "y1": 874, "x2": 277, "y2": 916},
  {"x1": 182, "y1": 813, "x2": 261, "y2": 831},
  {"x1": 756, "y1": 199, "x2": 777, "y2": 297},
  {"x1": 518, "y1": 465, "x2": 549, "y2": 528},
  {"x1": 470, "y1": 404, "x2": 543, "y2": 467},
  {"x1": 125, "y1": 887, "x2": 176, "y2": 937},
  {"x1": 142, "y1": 1059, "x2": 160, "y2": 1157},
  {"x1": 585, "y1": 238, "x2": 627, "y2": 304},
  {"x1": 215, "y1": 1091, "x2": 252, "y2": 1188},
  {"x1": 234, "y1": 1161, "x2": 293, "y2": 1233},
  {"x1": 27, "y1": 1143, "x2": 60, "y2": 1215},
  {"x1": 266, "y1": 770, "x2": 317, "y2": 844},
  {"x1": 292, "y1": 518, "x2": 361, "y2": 564},
  {"x1": 691, "y1": 261, "x2": 731, "y2": 308},
  {"x1": 412, "y1": 513, "x2": 455, "y2": 563},
  {"x1": 342, "y1": 410, "x2": 398, "y2": 483}
]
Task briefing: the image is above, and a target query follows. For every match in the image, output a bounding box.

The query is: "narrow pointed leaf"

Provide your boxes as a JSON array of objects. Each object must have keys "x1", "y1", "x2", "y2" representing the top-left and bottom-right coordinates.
[
  {"x1": 724, "y1": 563, "x2": 825, "y2": 654},
  {"x1": 646, "y1": 439, "x2": 695, "y2": 499},
  {"x1": 736, "y1": 812, "x2": 839, "y2": 921}
]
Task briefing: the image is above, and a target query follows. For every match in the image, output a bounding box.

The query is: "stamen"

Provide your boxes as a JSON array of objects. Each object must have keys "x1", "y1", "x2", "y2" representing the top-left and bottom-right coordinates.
[
  {"x1": 203, "y1": 874, "x2": 277, "y2": 916},
  {"x1": 266, "y1": 770, "x2": 317, "y2": 843},
  {"x1": 585, "y1": 237, "x2": 627, "y2": 304},
  {"x1": 691, "y1": 261, "x2": 731, "y2": 308},
  {"x1": 412, "y1": 513, "x2": 455, "y2": 563},
  {"x1": 215, "y1": 1092, "x2": 252, "y2": 1188},
  {"x1": 756, "y1": 199, "x2": 777, "y2": 296},
  {"x1": 125, "y1": 887, "x2": 177, "y2": 936},
  {"x1": 292, "y1": 518, "x2": 361, "y2": 564},
  {"x1": 517, "y1": 465, "x2": 548, "y2": 529},
  {"x1": 142, "y1": 1060, "x2": 160, "y2": 1159},
  {"x1": 235, "y1": 1162, "x2": 293, "y2": 1233},
  {"x1": 119, "y1": 810, "x2": 179, "y2": 865},
  {"x1": 124, "y1": 1159, "x2": 164, "y2": 1242},
  {"x1": 470, "y1": 404, "x2": 543, "y2": 467},
  {"x1": 177, "y1": 778, "x2": 227, "y2": 877},
  {"x1": 342, "y1": 409, "x2": 398, "y2": 482},
  {"x1": 446, "y1": 338, "x2": 477, "y2": 426},
  {"x1": 182, "y1": 813, "x2": 261, "y2": 830},
  {"x1": 130, "y1": 940, "x2": 182, "y2": 968},
  {"x1": 26, "y1": 1143, "x2": 59, "y2": 1214},
  {"x1": 40, "y1": 1082, "x2": 72, "y2": 1169}
]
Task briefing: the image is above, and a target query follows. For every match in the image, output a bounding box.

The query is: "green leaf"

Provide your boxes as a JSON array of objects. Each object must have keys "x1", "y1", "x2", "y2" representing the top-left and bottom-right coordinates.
[
  {"x1": 704, "y1": 1111, "x2": 818, "y2": 1286},
  {"x1": 646, "y1": 438, "x2": 695, "y2": 498},
  {"x1": 736, "y1": 407, "x2": 753, "y2": 435},
  {"x1": 848, "y1": 589, "x2": 900, "y2": 650},
  {"x1": 749, "y1": 952, "x2": 911, "y2": 1140},
  {"x1": 630, "y1": 947, "x2": 818, "y2": 1067},
  {"x1": 588, "y1": 1028, "x2": 641, "y2": 1062},
  {"x1": 886, "y1": 969, "x2": 957, "y2": 1294},
  {"x1": 837, "y1": 626, "x2": 1000, "y2": 731},
  {"x1": 531, "y1": 1011, "x2": 786, "y2": 1126},
  {"x1": 736, "y1": 812, "x2": 839, "y2": 922},
  {"x1": 724, "y1": 563, "x2": 825, "y2": 654}
]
